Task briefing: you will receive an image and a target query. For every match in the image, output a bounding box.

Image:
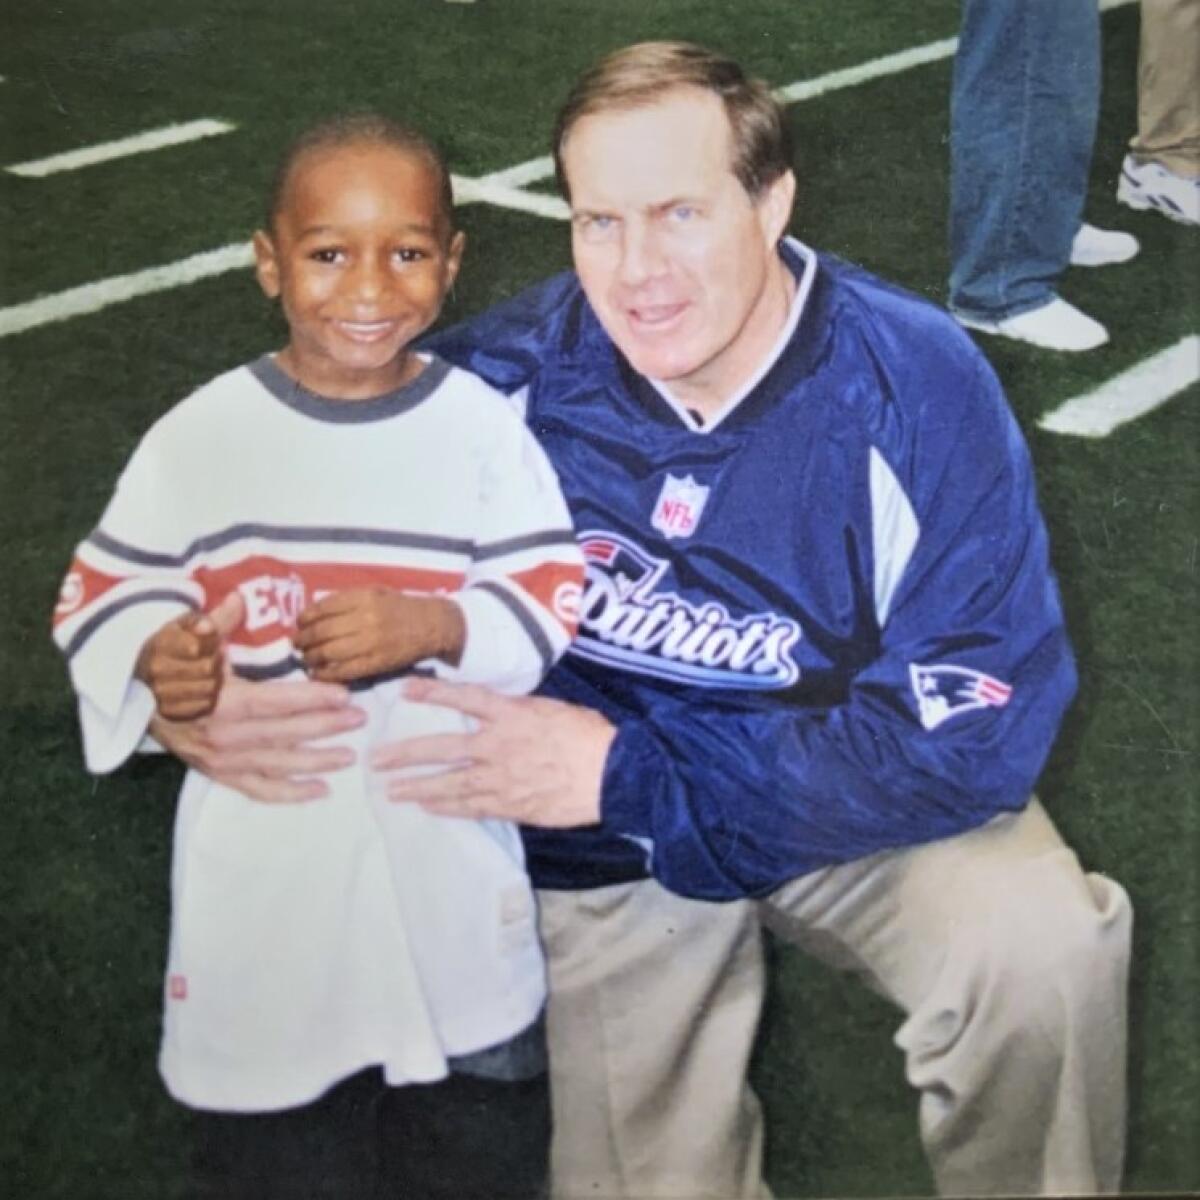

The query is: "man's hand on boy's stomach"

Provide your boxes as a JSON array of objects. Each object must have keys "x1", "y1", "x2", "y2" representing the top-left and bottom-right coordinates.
[{"x1": 148, "y1": 674, "x2": 365, "y2": 804}]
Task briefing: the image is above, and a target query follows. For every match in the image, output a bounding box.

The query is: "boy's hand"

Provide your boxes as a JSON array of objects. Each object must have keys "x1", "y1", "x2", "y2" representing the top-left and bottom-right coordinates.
[
  {"x1": 295, "y1": 589, "x2": 465, "y2": 683},
  {"x1": 135, "y1": 592, "x2": 244, "y2": 721}
]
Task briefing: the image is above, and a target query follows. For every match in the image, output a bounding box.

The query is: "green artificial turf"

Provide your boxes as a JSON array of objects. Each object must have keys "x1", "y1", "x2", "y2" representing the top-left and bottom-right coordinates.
[{"x1": 2, "y1": 2, "x2": 1197, "y2": 1196}]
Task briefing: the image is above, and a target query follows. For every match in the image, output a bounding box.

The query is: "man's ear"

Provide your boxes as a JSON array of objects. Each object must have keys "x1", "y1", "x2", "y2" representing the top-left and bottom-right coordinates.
[
  {"x1": 252, "y1": 229, "x2": 282, "y2": 299},
  {"x1": 758, "y1": 169, "x2": 797, "y2": 247}
]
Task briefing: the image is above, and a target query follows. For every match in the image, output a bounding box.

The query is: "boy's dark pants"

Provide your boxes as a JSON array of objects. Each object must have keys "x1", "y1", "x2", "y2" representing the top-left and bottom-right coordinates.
[{"x1": 188, "y1": 1067, "x2": 550, "y2": 1199}]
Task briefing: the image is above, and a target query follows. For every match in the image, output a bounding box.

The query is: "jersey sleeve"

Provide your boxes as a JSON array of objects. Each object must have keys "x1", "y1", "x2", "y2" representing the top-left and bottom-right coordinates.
[
  {"x1": 599, "y1": 356, "x2": 1077, "y2": 900},
  {"x1": 432, "y1": 390, "x2": 583, "y2": 696},
  {"x1": 51, "y1": 433, "x2": 204, "y2": 773}
]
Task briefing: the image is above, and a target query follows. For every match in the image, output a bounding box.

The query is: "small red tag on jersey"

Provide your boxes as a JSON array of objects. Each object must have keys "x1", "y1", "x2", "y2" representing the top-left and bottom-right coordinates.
[{"x1": 169, "y1": 974, "x2": 188, "y2": 1001}]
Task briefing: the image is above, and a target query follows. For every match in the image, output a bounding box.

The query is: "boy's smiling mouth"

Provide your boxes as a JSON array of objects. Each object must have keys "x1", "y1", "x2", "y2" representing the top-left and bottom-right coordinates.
[{"x1": 333, "y1": 319, "x2": 400, "y2": 342}]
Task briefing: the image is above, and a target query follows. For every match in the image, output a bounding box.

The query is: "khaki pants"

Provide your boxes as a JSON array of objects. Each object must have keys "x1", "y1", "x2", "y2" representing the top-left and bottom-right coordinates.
[
  {"x1": 537, "y1": 801, "x2": 1131, "y2": 1198},
  {"x1": 1129, "y1": 0, "x2": 1200, "y2": 177}
]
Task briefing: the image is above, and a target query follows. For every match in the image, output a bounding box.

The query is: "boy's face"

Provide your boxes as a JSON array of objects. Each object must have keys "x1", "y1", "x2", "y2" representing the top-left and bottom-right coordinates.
[{"x1": 253, "y1": 142, "x2": 464, "y2": 399}]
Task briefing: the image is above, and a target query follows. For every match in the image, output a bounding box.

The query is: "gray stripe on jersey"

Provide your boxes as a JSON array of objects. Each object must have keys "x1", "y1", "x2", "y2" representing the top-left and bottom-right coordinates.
[
  {"x1": 475, "y1": 580, "x2": 555, "y2": 672},
  {"x1": 473, "y1": 528, "x2": 579, "y2": 562},
  {"x1": 87, "y1": 524, "x2": 475, "y2": 569},
  {"x1": 62, "y1": 588, "x2": 198, "y2": 661},
  {"x1": 248, "y1": 353, "x2": 453, "y2": 424},
  {"x1": 234, "y1": 659, "x2": 440, "y2": 686},
  {"x1": 233, "y1": 655, "x2": 305, "y2": 682}
]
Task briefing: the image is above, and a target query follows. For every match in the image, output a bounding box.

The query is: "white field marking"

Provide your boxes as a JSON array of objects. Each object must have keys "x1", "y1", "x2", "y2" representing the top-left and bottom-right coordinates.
[
  {"x1": 775, "y1": 38, "x2": 959, "y2": 104},
  {"x1": 452, "y1": 174, "x2": 569, "y2": 220},
  {"x1": 0, "y1": 242, "x2": 254, "y2": 338},
  {"x1": 0, "y1": 0, "x2": 1138, "y2": 339},
  {"x1": 481, "y1": 156, "x2": 556, "y2": 189},
  {"x1": 6, "y1": 118, "x2": 236, "y2": 178},
  {"x1": 1037, "y1": 336, "x2": 1200, "y2": 438}
]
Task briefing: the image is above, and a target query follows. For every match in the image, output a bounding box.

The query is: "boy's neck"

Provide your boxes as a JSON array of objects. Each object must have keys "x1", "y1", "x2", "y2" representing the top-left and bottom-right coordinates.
[{"x1": 274, "y1": 346, "x2": 426, "y2": 401}]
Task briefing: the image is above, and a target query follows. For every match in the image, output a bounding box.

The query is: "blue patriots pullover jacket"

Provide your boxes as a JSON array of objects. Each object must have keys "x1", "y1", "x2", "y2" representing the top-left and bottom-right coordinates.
[{"x1": 427, "y1": 241, "x2": 1077, "y2": 901}]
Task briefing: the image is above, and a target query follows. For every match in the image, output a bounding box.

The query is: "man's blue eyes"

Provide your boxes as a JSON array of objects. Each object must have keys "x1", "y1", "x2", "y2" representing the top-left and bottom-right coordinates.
[{"x1": 582, "y1": 207, "x2": 697, "y2": 232}]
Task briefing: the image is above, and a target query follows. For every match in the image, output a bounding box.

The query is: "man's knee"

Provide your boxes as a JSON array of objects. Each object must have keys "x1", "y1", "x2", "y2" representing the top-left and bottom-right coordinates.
[{"x1": 951, "y1": 860, "x2": 1132, "y2": 1044}]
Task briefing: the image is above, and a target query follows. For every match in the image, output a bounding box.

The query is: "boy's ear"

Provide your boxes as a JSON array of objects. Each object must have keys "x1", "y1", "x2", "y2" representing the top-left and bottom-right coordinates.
[
  {"x1": 444, "y1": 229, "x2": 467, "y2": 289},
  {"x1": 252, "y1": 229, "x2": 282, "y2": 299}
]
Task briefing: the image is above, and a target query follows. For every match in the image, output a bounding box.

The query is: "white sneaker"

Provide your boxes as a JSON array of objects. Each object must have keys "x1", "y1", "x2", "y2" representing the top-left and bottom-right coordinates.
[
  {"x1": 1117, "y1": 154, "x2": 1200, "y2": 226},
  {"x1": 1070, "y1": 223, "x2": 1140, "y2": 267},
  {"x1": 956, "y1": 297, "x2": 1109, "y2": 352}
]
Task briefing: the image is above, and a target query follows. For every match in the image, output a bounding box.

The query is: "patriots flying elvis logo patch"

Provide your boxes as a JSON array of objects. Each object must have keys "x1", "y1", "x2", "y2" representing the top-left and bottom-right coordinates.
[{"x1": 910, "y1": 663, "x2": 1013, "y2": 730}]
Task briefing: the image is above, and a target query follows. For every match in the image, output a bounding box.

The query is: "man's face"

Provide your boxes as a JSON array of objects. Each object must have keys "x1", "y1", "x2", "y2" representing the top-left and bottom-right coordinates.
[{"x1": 562, "y1": 88, "x2": 794, "y2": 412}]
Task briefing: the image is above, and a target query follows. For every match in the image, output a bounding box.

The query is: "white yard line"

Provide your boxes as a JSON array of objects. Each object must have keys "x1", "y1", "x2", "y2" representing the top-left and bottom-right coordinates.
[
  {"x1": 481, "y1": 157, "x2": 556, "y2": 189},
  {"x1": 452, "y1": 174, "x2": 570, "y2": 220},
  {"x1": 5, "y1": 118, "x2": 236, "y2": 178},
  {"x1": 0, "y1": 242, "x2": 254, "y2": 338},
  {"x1": 775, "y1": 38, "x2": 959, "y2": 104},
  {"x1": 1037, "y1": 336, "x2": 1200, "y2": 438},
  {"x1": 0, "y1": 0, "x2": 1139, "y2": 340}
]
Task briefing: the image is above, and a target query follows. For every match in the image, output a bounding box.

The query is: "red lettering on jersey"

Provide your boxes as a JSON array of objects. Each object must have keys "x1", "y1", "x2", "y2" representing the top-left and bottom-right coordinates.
[
  {"x1": 192, "y1": 559, "x2": 467, "y2": 646},
  {"x1": 510, "y1": 560, "x2": 586, "y2": 635},
  {"x1": 659, "y1": 501, "x2": 694, "y2": 534},
  {"x1": 52, "y1": 559, "x2": 127, "y2": 628}
]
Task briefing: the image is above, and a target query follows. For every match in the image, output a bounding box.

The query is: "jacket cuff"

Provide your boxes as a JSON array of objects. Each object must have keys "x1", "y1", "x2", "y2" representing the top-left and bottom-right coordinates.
[{"x1": 598, "y1": 720, "x2": 663, "y2": 839}]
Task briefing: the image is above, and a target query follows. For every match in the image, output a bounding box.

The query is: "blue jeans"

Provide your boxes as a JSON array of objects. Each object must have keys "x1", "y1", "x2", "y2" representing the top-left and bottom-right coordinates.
[{"x1": 948, "y1": 0, "x2": 1100, "y2": 321}]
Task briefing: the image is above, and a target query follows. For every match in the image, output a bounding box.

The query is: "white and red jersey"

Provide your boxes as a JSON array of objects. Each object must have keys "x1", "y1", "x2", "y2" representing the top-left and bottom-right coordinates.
[{"x1": 52, "y1": 353, "x2": 582, "y2": 1112}]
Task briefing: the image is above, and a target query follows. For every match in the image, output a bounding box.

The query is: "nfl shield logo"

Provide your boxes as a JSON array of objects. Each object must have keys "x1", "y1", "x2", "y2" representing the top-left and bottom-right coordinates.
[{"x1": 651, "y1": 474, "x2": 709, "y2": 540}]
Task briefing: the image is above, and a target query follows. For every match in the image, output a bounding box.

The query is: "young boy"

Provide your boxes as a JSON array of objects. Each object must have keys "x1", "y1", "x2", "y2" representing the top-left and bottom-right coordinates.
[{"x1": 51, "y1": 114, "x2": 583, "y2": 1199}]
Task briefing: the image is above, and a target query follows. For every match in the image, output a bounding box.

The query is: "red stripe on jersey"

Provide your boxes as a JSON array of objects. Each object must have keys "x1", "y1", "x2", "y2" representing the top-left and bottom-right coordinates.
[
  {"x1": 509, "y1": 560, "x2": 586, "y2": 635},
  {"x1": 581, "y1": 538, "x2": 618, "y2": 566},
  {"x1": 52, "y1": 559, "x2": 129, "y2": 628},
  {"x1": 977, "y1": 679, "x2": 1012, "y2": 705},
  {"x1": 194, "y1": 558, "x2": 467, "y2": 647}
]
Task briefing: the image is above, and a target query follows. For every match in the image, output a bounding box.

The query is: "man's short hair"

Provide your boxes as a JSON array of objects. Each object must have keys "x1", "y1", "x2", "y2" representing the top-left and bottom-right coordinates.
[{"x1": 552, "y1": 41, "x2": 793, "y2": 202}]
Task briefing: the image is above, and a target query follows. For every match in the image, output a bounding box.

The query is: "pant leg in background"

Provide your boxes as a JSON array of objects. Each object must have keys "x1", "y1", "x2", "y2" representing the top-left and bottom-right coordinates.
[
  {"x1": 187, "y1": 1067, "x2": 383, "y2": 1200},
  {"x1": 1129, "y1": 0, "x2": 1200, "y2": 177},
  {"x1": 188, "y1": 1063, "x2": 550, "y2": 1200},
  {"x1": 537, "y1": 880, "x2": 770, "y2": 1200},
  {"x1": 378, "y1": 1070, "x2": 551, "y2": 1200},
  {"x1": 949, "y1": 0, "x2": 1101, "y2": 320},
  {"x1": 761, "y1": 799, "x2": 1132, "y2": 1196}
]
